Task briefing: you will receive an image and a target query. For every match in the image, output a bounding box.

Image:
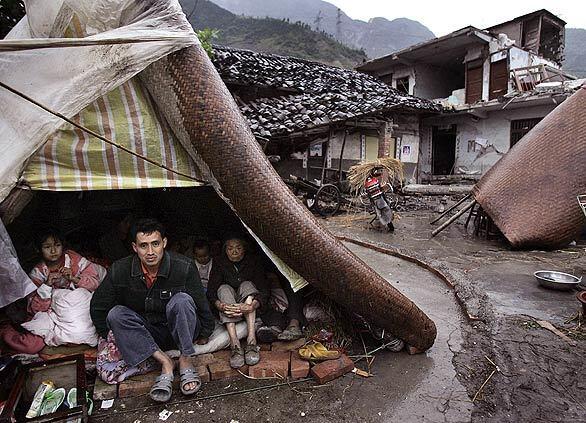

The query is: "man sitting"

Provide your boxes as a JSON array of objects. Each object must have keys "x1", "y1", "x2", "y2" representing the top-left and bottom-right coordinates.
[
  {"x1": 207, "y1": 237, "x2": 268, "y2": 369},
  {"x1": 90, "y1": 219, "x2": 214, "y2": 403}
]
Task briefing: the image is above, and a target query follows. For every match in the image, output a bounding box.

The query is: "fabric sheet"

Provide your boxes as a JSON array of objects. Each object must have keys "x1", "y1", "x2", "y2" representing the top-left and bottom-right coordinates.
[
  {"x1": 0, "y1": 219, "x2": 37, "y2": 308},
  {"x1": 0, "y1": 0, "x2": 199, "y2": 202}
]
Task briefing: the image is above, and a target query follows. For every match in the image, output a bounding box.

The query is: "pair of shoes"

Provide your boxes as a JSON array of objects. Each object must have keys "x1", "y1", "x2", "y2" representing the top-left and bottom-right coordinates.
[
  {"x1": 149, "y1": 373, "x2": 174, "y2": 403},
  {"x1": 230, "y1": 345, "x2": 245, "y2": 368},
  {"x1": 244, "y1": 343, "x2": 260, "y2": 366},
  {"x1": 277, "y1": 325, "x2": 303, "y2": 341},
  {"x1": 179, "y1": 367, "x2": 201, "y2": 396},
  {"x1": 298, "y1": 342, "x2": 340, "y2": 361},
  {"x1": 256, "y1": 325, "x2": 282, "y2": 343},
  {"x1": 65, "y1": 388, "x2": 93, "y2": 421}
]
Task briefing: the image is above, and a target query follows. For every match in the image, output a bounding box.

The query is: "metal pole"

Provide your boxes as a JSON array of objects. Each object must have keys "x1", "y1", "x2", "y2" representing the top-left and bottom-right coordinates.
[{"x1": 431, "y1": 200, "x2": 476, "y2": 237}]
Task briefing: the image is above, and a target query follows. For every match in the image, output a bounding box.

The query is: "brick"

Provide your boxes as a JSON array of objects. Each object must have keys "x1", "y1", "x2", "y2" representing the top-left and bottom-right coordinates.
[
  {"x1": 290, "y1": 352, "x2": 310, "y2": 379},
  {"x1": 118, "y1": 366, "x2": 210, "y2": 398},
  {"x1": 271, "y1": 338, "x2": 306, "y2": 352},
  {"x1": 211, "y1": 349, "x2": 231, "y2": 361},
  {"x1": 248, "y1": 351, "x2": 290, "y2": 379},
  {"x1": 209, "y1": 361, "x2": 248, "y2": 380},
  {"x1": 192, "y1": 353, "x2": 215, "y2": 367},
  {"x1": 259, "y1": 343, "x2": 271, "y2": 351},
  {"x1": 93, "y1": 378, "x2": 118, "y2": 401},
  {"x1": 310, "y1": 354, "x2": 354, "y2": 384}
]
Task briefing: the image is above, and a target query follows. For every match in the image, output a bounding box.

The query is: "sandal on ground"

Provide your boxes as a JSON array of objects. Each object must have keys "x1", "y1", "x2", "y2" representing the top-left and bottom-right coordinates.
[
  {"x1": 244, "y1": 343, "x2": 260, "y2": 366},
  {"x1": 179, "y1": 367, "x2": 201, "y2": 396},
  {"x1": 277, "y1": 325, "x2": 303, "y2": 341},
  {"x1": 298, "y1": 342, "x2": 340, "y2": 362},
  {"x1": 149, "y1": 373, "x2": 174, "y2": 403},
  {"x1": 230, "y1": 345, "x2": 245, "y2": 369}
]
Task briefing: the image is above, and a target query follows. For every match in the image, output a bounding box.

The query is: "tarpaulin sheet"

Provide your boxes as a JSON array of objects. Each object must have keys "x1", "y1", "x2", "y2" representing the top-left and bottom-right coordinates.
[{"x1": 0, "y1": 0, "x2": 199, "y2": 202}]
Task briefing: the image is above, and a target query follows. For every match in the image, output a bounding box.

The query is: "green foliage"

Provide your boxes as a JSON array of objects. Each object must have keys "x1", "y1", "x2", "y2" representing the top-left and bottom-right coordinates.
[
  {"x1": 196, "y1": 28, "x2": 219, "y2": 59},
  {"x1": 0, "y1": 0, "x2": 25, "y2": 38}
]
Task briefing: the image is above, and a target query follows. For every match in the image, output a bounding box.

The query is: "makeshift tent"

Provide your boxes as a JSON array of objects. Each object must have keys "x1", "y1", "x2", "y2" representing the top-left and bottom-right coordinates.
[{"x1": 0, "y1": 0, "x2": 436, "y2": 351}]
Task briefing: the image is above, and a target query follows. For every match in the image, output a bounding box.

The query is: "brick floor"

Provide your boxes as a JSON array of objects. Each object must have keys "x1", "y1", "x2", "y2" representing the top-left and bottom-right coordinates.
[{"x1": 248, "y1": 351, "x2": 290, "y2": 379}]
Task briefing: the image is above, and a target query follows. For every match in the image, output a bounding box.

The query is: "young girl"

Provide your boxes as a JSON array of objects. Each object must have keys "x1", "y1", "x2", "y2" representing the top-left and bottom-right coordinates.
[{"x1": 27, "y1": 229, "x2": 105, "y2": 315}]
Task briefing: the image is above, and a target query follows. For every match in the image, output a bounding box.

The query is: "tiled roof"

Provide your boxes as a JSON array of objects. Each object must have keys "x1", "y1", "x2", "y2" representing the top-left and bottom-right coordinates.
[{"x1": 212, "y1": 46, "x2": 441, "y2": 138}]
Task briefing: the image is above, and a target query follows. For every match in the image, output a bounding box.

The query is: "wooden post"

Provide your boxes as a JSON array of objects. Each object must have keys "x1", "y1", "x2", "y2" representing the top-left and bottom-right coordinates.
[
  {"x1": 430, "y1": 193, "x2": 472, "y2": 225},
  {"x1": 431, "y1": 201, "x2": 476, "y2": 237}
]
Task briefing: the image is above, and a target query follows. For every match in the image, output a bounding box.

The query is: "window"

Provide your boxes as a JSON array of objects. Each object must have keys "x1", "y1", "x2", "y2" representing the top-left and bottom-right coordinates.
[
  {"x1": 396, "y1": 77, "x2": 410, "y2": 95},
  {"x1": 510, "y1": 118, "x2": 542, "y2": 147}
]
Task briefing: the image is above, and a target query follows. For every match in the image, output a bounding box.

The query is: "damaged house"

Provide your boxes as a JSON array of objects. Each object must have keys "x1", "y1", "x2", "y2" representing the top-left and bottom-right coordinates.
[
  {"x1": 211, "y1": 46, "x2": 441, "y2": 185},
  {"x1": 357, "y1": 9, "x2": 582, "y2": 182}
]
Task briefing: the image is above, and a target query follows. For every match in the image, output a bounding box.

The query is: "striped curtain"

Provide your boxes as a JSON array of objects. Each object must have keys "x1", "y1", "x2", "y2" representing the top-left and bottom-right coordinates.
[{"x1": 23, "y1": 78, "x2": 203, "y2": 191}]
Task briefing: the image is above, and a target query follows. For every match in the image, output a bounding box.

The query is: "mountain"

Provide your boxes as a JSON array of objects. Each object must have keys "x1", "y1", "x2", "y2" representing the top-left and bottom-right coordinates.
[
  {"x1": 564, "y1": 28, "x2": 586, "y2": 77},
  {"x1": 209, "y1": 0, "x2": 435, "y2": 58},
  {"x1": 180, "y1": 0, "x2": 367, "y2": 68}
]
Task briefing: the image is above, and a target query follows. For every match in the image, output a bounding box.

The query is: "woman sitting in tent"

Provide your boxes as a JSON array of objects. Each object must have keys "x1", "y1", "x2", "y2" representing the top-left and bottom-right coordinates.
[
  {"x1": 207, "y1": 236, "x2": 269, "y2": 369},
  {"x1": 2, "y1": 229, "x2": 106, "y2": 353}
]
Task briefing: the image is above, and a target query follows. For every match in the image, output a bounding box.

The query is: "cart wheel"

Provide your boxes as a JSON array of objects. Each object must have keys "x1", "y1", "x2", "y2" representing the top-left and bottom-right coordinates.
[{"x1": 314, "y1": 184, "x2": 341, "y2": 217}]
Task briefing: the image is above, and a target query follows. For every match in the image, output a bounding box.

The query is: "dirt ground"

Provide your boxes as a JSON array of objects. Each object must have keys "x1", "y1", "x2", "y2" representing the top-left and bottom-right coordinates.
[
  {"x1": 93, "y1": 206, "x2": 586, "y2": 423},
  {"x1": 324, "y1": 208, "x2": 586, "y2": 423}
]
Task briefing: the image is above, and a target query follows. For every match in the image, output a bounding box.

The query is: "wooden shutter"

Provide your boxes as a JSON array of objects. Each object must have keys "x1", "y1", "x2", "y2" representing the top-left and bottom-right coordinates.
[
  {"x1": 489, "y1": 59, "x2": 508, "y2": 100},
  {"x1": 466, "y1": 61, "x2": 483, "y2": 104}
]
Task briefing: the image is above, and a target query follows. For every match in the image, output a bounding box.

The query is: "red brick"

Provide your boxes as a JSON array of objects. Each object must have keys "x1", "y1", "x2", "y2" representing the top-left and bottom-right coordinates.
[
  {"x1": 93, "y1": 378, "x2": 118, "y2": 400},
  {"x1": 259, "y1": 343, "x2": 271, "y2": 351},
  {"x1": 248, "y1": 351, "x2": 290, "y2": 379},
  {"x1": 271, "y1": 338, "x2": 306, "y2": 352},
  {"x1": 212, "y1": 349, "x2": 231, "y2": 361},
  {"x1": 290, "y1": 352, "x2": 310, "y2": 379},
  {"x1": 310, "y1": 354, "x2": 354, "y2": 384},
  {"x1": 209, "y1": 361, "x2": 248, "y2": 380},
  {"x1": 192, "y1": 353, "x2": 215, "y2": 367}
]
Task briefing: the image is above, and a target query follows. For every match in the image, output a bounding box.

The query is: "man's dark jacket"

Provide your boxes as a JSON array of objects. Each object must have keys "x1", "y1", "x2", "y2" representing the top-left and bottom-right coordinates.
[{"x1": 90, "y1": 251, "x2": 215, "y2": 339}]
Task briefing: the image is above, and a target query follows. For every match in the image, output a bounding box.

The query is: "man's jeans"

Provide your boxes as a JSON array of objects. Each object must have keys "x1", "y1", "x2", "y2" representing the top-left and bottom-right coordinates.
[{"x1": 106, "y1": 293, "x2": 200, "y2": 367}]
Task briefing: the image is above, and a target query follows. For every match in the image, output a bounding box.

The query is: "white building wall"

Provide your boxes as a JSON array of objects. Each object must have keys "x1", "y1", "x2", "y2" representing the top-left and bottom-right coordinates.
[{"x1": 420, "y1": 103, "x2": 558, "y2": 178}]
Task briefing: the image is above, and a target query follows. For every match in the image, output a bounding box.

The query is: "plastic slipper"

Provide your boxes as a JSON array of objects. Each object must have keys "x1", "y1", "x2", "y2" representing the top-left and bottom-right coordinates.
[
  {"x1": 149, "y1": 373, "x2": 174, "y2": 403},
  {"x1": 277, "y1": 325, "x2": 303, "y2": 341},
  {"x1": 39, "y1": 387, "x2": 66, "y2": 416},
  {"x1": 298, "y1": 342, "x2": 340, "y2": 361},
  {"x1": 179, "y1": 368, "x2": 201, "y2": 396}
]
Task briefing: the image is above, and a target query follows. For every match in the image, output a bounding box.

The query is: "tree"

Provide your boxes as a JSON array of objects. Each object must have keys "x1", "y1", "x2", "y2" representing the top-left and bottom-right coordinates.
[
  {"x1": 0, "y1": 0, "x2": 25, "y2": 38},
  {"x1": 196, "y1": 28, "x2": 219, "y2": 59}
]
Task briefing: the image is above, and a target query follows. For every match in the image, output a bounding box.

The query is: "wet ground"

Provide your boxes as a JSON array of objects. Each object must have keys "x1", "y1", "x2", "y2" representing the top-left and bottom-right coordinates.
[{"x1": 94, "y1": 208, "x2": 586, "y2": 422}]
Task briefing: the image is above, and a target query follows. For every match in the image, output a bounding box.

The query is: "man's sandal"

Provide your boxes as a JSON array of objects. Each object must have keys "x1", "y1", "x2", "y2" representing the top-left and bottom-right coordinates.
[
  {"x1": 179, "y1": 368, "x2": 201, "y2": 396},
  {"x1": 150, "y1": 373, "x2": 174, "y2": 403}
]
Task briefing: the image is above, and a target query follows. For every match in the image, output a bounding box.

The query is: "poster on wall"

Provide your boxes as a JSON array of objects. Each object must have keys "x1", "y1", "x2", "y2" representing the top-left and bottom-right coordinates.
[{"x1": 399, "y1": 135, "x2": 419, "y2": 163}]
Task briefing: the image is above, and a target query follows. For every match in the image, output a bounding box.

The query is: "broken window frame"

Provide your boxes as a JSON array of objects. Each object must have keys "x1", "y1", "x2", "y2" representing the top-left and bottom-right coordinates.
[
  {"x1": 395, "y1": 76, "x2": 410, "y2": 95},
  {"x1": 510, "y1": 118, "x2": 542, "y2": 148}
]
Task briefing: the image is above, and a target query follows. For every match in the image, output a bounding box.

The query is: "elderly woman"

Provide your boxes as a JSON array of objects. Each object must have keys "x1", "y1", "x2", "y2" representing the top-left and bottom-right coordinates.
[{"x1": 207, "y1": 237, "x2": 269, "y2": 369}]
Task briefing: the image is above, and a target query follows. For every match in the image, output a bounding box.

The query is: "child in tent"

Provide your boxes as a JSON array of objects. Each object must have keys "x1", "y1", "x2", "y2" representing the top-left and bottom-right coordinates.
[
  {"x1": 27, "y1": 229, "x2": 106, "y2": 315},
  {"x1": 1, "y1": 229, "x2": 106, "y2": 354}
]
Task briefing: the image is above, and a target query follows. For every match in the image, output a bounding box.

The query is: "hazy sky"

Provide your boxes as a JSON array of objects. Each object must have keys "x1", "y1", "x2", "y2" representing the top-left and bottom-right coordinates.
[{"x1": 325, "y1": 0, "x2": 585, "y2": 36}]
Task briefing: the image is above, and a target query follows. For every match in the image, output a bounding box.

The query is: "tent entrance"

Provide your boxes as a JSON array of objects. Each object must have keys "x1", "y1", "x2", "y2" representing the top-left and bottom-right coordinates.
[{"x1": 7, "y1": 186, "x2": 260, "y2": 273}]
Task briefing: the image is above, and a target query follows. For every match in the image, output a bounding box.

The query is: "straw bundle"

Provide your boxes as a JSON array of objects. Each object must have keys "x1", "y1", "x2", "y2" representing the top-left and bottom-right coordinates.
[{"x1": 348, "y1": 157, "x2": 404, "y2": 193}]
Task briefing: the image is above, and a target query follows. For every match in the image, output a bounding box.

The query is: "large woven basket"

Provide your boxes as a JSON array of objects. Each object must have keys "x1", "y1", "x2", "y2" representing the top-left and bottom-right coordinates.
[{"x1": 474, "y1": 84, "x2": 586, "y2": 248}]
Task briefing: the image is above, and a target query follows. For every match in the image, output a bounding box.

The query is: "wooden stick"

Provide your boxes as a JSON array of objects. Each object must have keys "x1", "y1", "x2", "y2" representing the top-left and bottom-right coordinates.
[
  {"x1": 431, "y1": 200, "x2": 476, "y2": 237},
  {"x1": 0, "y1": 80, "x2": 206, "y2": 184},
  {"x1": 430, "y1": 193, "x2": 472, "y2": 225}
]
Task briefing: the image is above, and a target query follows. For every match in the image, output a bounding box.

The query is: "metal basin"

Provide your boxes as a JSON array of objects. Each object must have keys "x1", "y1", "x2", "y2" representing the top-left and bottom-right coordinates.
[{"x1": 534, "y1": 270, "x2": 582, "y2": 291}]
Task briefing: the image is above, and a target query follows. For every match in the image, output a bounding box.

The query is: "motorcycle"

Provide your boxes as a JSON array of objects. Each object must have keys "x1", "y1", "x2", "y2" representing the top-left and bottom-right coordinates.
[{"x1": 360, "y1": 169, "x2": 397, "y2": 232}]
